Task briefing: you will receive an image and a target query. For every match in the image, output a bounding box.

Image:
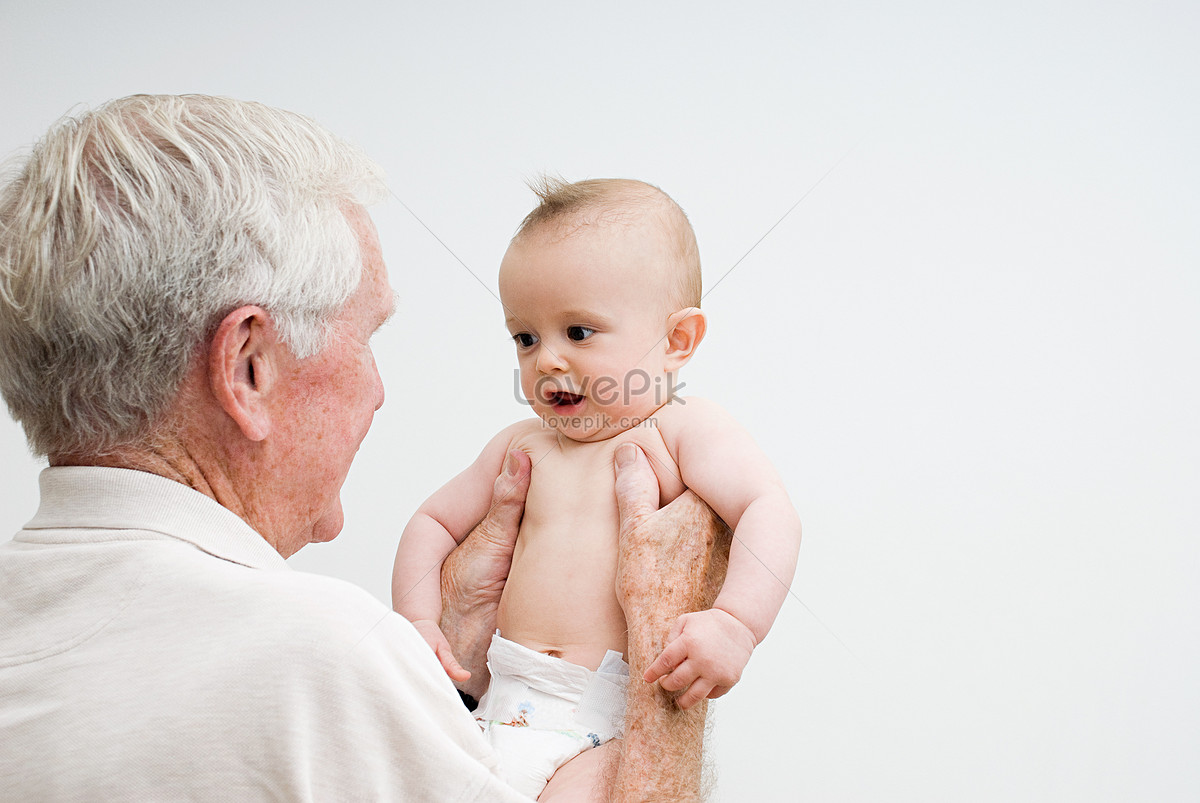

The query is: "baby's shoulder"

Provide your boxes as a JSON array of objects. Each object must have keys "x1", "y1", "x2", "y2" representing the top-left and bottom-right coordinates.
[
  {"x1": 649, "y1": 395, "x2": 738, "y2": 435},
  {"x1": 503, "y1": 416, "x2": 557, "y2": 456}
]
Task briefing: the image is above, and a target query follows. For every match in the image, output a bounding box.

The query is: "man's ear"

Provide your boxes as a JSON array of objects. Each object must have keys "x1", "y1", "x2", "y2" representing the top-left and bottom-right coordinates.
[
  {"x1": 209, "y1": 306, "x2": 278, "y2": 442},
  {"x1": 663, "y1": 307, "x2": 707, "y2": 371}
]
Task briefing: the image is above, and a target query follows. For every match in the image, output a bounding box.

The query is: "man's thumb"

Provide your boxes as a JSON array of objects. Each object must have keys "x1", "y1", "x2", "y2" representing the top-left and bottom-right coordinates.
[
  {"x1": 614, "y1": 443, "x2": 660, "y2": 534},
  {"x1": 486, "y1": 450, "x2": 531, "y2": 538}
]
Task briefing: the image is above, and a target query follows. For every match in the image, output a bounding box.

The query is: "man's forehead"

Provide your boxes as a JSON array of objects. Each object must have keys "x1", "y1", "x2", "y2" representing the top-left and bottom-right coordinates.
[
  {"x1": 343, "y1": 203, "x2": 380, "y2": 251},
  {"x1": 340, "y1": 203, "x2": 395, "y2": 326}
]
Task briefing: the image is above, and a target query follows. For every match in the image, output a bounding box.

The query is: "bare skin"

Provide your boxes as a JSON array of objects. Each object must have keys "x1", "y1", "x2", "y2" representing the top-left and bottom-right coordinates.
[{"x1": 441, "y1": 443, "x2": 731, "y2": 802}]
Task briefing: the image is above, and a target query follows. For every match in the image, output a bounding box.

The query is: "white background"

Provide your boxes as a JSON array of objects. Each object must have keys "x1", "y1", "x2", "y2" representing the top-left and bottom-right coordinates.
[{"x1": 2, "y1": 2, "x2": 1197, "y2": 800}]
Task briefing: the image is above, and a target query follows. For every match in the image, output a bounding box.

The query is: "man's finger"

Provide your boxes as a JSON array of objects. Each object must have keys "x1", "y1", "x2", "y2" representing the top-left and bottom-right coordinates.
[
  {"x1": 436, "y1": 644, "x2": 471, "y2": 683},
  {"x1": 614, "y1": 443, "x2": 660, "y2": 538}
]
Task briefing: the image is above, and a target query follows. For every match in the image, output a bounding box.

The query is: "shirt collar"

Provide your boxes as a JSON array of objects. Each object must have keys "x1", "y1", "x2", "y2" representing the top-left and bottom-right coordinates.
[{"x1": 24, "y1": 466, "x2": 289, "y2": 571}]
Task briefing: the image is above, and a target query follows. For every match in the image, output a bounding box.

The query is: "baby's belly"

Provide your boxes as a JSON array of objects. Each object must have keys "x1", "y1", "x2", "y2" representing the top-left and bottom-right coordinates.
[{"x1": 496, "y1": 521, "x2": 628, "y2": 671}]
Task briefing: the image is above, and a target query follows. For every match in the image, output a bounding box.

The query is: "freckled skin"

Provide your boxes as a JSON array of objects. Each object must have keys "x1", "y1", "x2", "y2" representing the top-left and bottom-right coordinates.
[
  {"x1": 246, "y1": 205, "x2": 393, "y2": 556},
  {"x1": 56, "y1": 205, "x2": 395, "y2": 561}
]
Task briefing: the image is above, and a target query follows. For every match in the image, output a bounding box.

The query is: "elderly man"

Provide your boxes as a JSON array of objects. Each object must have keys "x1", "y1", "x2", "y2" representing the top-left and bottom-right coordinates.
[{"x1": 0, "y1": 95, "x2": 727, "y2": 800}]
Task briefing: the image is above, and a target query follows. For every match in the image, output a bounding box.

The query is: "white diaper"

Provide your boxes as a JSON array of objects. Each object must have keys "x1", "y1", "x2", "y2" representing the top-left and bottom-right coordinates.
[{"x1": 475, "y1": 632, "x2": 629, "y2": 798}]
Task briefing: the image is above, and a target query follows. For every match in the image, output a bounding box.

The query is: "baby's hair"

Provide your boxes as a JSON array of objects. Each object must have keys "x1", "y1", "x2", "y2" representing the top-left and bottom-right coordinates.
[{"x1": 516, "y1": 175, "x2": 702, "y2": 309}]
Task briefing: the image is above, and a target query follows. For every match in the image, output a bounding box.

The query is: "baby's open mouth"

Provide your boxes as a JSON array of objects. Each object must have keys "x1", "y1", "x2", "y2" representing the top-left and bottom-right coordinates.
[{"x1": 548, "y1": 391, "x2": 584, "y2": 408}]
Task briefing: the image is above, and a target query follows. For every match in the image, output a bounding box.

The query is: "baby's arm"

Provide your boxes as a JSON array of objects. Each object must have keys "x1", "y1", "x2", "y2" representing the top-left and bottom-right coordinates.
[
  {"x1": 391, "y1": 422, "x2": 528, "y2": 681},
  {"x1": 648, "y1": 397, "x2": 802, "y2": 707}
]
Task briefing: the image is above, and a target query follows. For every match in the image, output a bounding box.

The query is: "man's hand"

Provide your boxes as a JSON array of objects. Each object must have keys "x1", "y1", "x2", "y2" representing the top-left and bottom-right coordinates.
[
  {"x1": 439, "y1": 450, "x2": 531, "y2": 700},
  {"x1": 410, "y1": 618, "x2": 471, "y2": 684},
  {"x1": 614, "y1": 443, "x2": 730, "y2": 647},
  {"x1": 608, "y1": 442, "x2": 732, "y2": 801},
  {"x1": 616, "y1": 442, "x2": 743, "y2": 708}
]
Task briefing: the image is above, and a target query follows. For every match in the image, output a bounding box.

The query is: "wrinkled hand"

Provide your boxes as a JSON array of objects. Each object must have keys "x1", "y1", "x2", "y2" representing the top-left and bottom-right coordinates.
[
  {"x1": 612, "y1": 443, "x2": 732, "y2": 703},
  {"x1": 644, "y1": 607, "x2": 756, "y2": 709},
  {"x1": 608, "y1": 443, "x2": 732, "y2": 799},
  {"x1": 439, "y1": 450, "x2": 531, "y2": 698},
  {"x1": 410, "y1": 618, "x2": 470, "y2": 684}
]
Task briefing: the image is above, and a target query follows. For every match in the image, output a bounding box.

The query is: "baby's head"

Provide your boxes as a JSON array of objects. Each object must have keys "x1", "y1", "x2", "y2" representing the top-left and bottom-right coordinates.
[{"x1": 499, "y1": 177, "x2": 706, "y2": 442}]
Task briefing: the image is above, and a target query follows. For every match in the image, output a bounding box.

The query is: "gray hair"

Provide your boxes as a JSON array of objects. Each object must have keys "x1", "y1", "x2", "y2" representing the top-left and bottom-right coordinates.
[{"x1": 0, "y1": 94, "x2": 387, "y2": 458}]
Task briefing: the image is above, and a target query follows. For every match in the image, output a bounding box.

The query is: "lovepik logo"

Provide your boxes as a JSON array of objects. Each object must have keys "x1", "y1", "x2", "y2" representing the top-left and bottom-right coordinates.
[{"x1": 512, "y1": 369, "x2": 686, "y2": 407}]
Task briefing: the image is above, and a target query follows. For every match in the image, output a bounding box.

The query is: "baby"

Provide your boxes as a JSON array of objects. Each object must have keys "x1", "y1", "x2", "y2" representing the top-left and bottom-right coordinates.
[{"x1": 393, "y1": 178, "x2": 802, "y2": 798}]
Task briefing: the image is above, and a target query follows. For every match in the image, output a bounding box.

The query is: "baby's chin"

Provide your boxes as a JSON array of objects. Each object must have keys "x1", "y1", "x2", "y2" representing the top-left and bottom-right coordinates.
[{"x1": 536, "y1": 406, "x2": 662, "y2": 443}]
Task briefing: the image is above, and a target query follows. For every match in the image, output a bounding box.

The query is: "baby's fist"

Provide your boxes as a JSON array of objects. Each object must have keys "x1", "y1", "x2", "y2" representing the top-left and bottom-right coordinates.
[{"x1": 644, "y1": 607, "x2": 757, "y2": 709}]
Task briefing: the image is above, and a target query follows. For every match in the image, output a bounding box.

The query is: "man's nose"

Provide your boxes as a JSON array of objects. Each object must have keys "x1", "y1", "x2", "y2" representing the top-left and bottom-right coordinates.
[{"x1": 370, "y1": 353, "x2": 385, "y2": 410}]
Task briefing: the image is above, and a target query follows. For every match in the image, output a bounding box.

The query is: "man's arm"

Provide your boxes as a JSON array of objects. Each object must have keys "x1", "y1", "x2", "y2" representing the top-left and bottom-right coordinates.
[{"x1": 610, "y1": 442, "x2": 731, "y2": 801}]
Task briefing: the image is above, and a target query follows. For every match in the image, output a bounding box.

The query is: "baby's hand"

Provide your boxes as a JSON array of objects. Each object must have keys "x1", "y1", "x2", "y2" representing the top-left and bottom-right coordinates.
[
  {"x1": 643, "y1": 607, "x2": 756, "y2": 709},
  {"x1": 411, "y1": 618, "x2": 471, "y2": 683}
]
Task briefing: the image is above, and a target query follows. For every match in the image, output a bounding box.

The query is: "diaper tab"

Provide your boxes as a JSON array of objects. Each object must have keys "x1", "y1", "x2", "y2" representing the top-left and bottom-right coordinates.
[{"x1": 576, "y1": 649, "x2": 629, "y2": 737}]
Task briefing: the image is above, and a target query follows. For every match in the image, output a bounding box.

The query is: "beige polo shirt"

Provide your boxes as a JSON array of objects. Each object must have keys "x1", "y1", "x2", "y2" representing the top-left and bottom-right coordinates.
[{"x1": 0, "y1": 466, "x2": 529, "y2": 801}]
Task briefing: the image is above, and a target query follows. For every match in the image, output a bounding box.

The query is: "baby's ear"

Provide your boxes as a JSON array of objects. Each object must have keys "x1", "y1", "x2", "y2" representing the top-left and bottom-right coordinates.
[{"x1": 663, "y1": 307, "x2": 707, "y2": 370}]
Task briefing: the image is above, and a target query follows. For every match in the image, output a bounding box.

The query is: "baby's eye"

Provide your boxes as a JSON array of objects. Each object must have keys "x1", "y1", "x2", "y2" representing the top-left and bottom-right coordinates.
[
  {"x1": 512, "y1": 332, "x2": 538, "y2": 348},
  {"x1": 567, "y1": 326, "x2": 595, "y2": 342}
]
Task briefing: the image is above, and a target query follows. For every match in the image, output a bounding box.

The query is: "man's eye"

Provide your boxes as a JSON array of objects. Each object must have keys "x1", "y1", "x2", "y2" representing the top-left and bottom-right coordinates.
[
  {"x1": 513, "y1": 333, "x2": 537, "y2": 348},
  {"x1": 567, "y1": 326, "x2": 595, "y2": 342}
]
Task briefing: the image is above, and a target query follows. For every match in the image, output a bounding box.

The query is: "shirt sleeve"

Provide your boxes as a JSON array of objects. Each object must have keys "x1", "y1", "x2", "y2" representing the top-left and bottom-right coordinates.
[{"x1": 266, "y1": 576, "x2": 533, "y2": 802}]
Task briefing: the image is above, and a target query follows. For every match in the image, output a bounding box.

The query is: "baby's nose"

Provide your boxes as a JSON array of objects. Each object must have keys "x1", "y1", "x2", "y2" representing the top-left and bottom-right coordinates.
[{"x1": 535, "y1": 344, "x2": 568, "y2": 373}]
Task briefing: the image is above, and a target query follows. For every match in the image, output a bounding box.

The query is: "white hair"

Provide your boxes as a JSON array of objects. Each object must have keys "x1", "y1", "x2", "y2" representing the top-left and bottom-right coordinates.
[{"x1": 0, "y1": 94, "x2": 387, "y2": 458}]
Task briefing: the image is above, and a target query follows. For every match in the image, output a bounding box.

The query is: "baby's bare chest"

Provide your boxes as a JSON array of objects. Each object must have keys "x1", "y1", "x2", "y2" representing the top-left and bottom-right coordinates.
[
  {"x1": 498, "y1": 422, "x2": 687, "y2": 660},
  {"x1": 510, "y1": 423, "x2": 685, "y2": 543}
]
